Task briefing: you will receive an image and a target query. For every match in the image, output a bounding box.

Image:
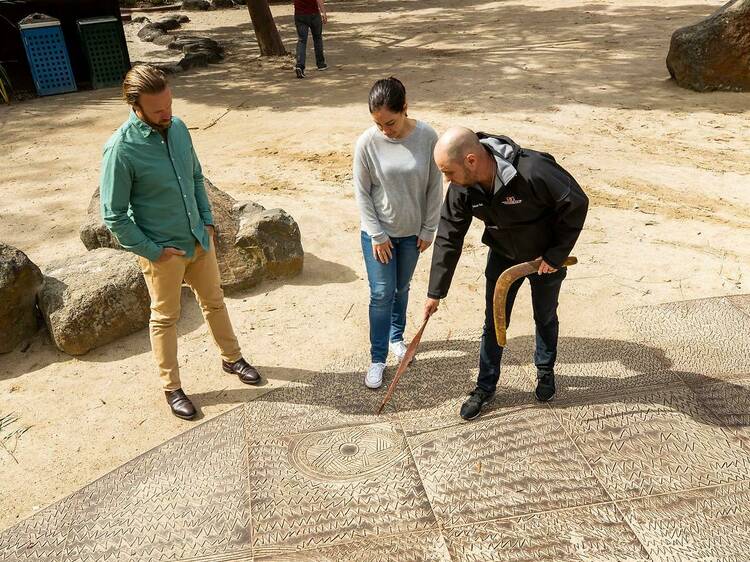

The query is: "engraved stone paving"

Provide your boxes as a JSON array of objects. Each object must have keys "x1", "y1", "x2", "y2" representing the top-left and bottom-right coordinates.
[
  {"x1": 247, "y1": 421, "x2": 436, "y2": 558},
  {"x1": 443, "y1": 503, "x2": 650, "y2": 561},
  {"x1": 620, "y1": 297, "x2": 750, "y2": 377},
  {"x1": 406, "y1": 407, "x2": 610, "y2": 526},
  {"x1": 253, "y1": 530, "x2": 452, "y2": 561},
  {"x1": 619, "y1": 481, "x2": 750, "y2": 561},
  {"x1": 2, "y1": 295, "x2": 750, "y2": 561},
  {"x1": 66, "y1": 407, "x2": 252, "y2": 562},
  {"x1": 552, "y1": 384, "x2": 750, "y2": 500}
]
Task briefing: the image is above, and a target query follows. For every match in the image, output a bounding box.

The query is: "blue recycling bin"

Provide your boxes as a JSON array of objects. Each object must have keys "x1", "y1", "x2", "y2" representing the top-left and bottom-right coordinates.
[{"x1": 20, "y1": 16, "x2": 77, "y2": 96}]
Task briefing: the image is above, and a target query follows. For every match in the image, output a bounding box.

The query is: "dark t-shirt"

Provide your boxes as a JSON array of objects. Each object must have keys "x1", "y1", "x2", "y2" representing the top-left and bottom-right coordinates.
[{"x1": 294, "y1": 0, "x2": 319, "y2": 15}]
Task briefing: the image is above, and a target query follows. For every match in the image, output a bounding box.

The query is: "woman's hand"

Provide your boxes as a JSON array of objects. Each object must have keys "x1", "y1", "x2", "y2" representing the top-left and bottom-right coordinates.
[
  {"x1": 373, "y1": 238, "x2": 393, "y2": 264},
  {"x1": 417, "y1": 238, "x2": 432, "y2": 253}
]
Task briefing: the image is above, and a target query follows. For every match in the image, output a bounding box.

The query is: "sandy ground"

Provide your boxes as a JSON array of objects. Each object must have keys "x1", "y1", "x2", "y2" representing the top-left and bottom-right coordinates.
[{"x1": 1, "y1": 0, "x2": 749, "y2": 531}]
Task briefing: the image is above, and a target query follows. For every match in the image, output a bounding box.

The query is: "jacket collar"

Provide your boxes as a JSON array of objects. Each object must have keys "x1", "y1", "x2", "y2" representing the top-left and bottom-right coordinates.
[{"x1": 480, "y1": 137, "x2": 518, "y2": 192}]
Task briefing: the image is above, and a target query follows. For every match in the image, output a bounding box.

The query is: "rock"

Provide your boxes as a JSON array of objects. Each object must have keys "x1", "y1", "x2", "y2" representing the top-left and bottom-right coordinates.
[
  {"x1": 236, "y1": 208, "x2": 304, "y2": 279},
  {"x1": 152, "y1": 15, "x2": 182, "y2": 31},
  {"x1": 168, "y1": 35, "x2": 224, "y2": 66},
  {"x1": 79, "y1": 189, "x2": 121, "y2": 251},
  {"x1": 169, "y1": 35, "x2": 223, "y2": 53},
  {"x1": 212, "y1": 0, "x2": 235, "y2": 8},
  {"x1": 182, "y1": 41, "x2": 222, "y2": 55},
  {"x1": 156, "y1": 63, "x2": 185, "y2": 75},
  {"x1": 130, "y1": 16, "x2": 151, "y2": 24},
  {"x1": 137, "y1": 23, "x2": 165, "y2": 42},
  {"x1": 179, "y1": 51, "x2": 211, "y2": 70},
  {"x1": 130, "y1": 61, "x2": 184, "y2": 75},
  {"x1": 37, "y1": 249, "x2": 150, "y2": 356},
  {"x1": 0, "y1": 244, "x2": 43, "y2": 353},
  {"x1": 153, "y1": 33, "x2": 176, "y2": 47},
  {"x1": 183, "y1": 47, "x2": 223, "y2": 63},
  {"x1": 667, "y1": 0, "x2": 750, "y2": 92},
  {"x1": 183, "y1": 0, "x2": 211, "y2": 10},
  {"x1": 80, "y1": 179, "x2": 303, "y2": 293}
]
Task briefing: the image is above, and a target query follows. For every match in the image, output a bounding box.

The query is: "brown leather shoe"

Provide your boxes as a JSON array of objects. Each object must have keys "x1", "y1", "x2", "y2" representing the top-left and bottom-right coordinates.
[
  {"x1": 165, "y1": 389, "x2": 196, "y2": 420},
  {"x1": 222, "y1": 357, "x2": 261, "y2": 385}
]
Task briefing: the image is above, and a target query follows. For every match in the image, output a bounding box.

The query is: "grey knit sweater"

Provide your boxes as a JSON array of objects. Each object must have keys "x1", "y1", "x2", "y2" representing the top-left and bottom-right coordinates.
[{"x1": 353, "y1": 121, "x2": 443, "y2": 244}]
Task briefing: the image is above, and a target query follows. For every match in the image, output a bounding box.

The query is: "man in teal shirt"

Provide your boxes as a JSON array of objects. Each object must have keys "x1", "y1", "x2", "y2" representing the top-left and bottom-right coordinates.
[{"x1": 101, "y1": 65, "x2": 261, "y2": 420}]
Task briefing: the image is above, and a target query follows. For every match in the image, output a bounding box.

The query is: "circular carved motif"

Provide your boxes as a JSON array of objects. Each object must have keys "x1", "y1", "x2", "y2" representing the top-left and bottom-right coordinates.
[{"x1": 289, "y1": 426, "x2": 408, "y2": 482}]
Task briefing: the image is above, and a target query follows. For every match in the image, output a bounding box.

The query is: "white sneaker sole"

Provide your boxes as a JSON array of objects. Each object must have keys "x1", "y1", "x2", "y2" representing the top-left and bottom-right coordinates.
[{"x1": 365, "y1": 377, "x2": 382, "y2": 389}]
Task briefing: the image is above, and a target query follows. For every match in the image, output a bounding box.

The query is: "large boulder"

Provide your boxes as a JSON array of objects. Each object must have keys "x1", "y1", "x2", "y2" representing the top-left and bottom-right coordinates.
[
  {"x1": 667, "y1": 0, "x2": 750, "y2": 92},
  {"x1": 80, "y1": 179, "x2": 303, "y2": 293},
  {"x1": 0, "y1": 244, "x2": 43, "y2": 353},
  {"x1": 237, "y1": 207, "x2": 304, "y2": 278},
  {"x1": 212, "y1": 0, "x2": 236, "y2": 8},
  {"x1": 37, "y1": 249, "x2": 150, "y2": 356}
]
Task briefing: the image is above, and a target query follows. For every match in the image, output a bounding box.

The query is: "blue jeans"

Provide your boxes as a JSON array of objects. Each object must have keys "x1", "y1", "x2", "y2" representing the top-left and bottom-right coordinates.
[
  {"x1": 294, "y1": 14, "x2": 325, "y2": 71},
  {"x1": 478, "y1": 250, "x2": 567, "y2": 393},
  {"x1": 361, "y1": 232, "x2": 420, "y2": 363}
]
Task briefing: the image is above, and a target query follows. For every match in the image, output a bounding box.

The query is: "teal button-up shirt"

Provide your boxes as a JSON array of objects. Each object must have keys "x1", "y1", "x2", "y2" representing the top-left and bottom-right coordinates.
[{"x1": 100, "y1": 111, "x2": 213, "y2": 262}]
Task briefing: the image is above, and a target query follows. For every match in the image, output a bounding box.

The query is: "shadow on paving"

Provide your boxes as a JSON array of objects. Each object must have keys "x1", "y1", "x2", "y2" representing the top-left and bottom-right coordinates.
[{"x1": 196, "y1": 334, "x2": 749, "y2": 432}]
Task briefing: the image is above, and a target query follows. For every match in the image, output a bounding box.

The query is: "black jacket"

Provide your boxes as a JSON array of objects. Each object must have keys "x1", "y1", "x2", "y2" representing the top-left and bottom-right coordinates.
[{"x1": 427, "y1": 133, "x2": 588, "y2": 299}]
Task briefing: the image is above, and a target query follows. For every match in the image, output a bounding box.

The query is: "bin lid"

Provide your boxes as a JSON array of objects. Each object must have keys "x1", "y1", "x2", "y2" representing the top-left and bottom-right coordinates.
[
  {"x1": 19, "y1": 13, "x2": 61, "y2": 29},
  {"x1": 77, "y1": 16, "x2": 118, "y2": 26}
]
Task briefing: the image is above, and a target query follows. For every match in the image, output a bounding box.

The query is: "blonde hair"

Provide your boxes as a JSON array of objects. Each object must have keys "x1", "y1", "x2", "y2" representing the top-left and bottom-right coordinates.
[{"x1": 122, "y1": 64, "x2": 168, "y2": 106}]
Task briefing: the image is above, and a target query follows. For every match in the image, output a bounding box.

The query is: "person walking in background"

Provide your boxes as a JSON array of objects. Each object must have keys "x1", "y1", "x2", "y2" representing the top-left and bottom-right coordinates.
[
  {"x1": 353, "y1": 77, "x2": 443, "y2": 389},
  {"x1": 294, "y1": 0, "x2": 328, "y2": 78}
]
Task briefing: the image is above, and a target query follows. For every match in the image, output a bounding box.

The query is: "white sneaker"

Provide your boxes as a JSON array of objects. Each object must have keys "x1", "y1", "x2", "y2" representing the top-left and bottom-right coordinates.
[
  {"x1": 364, "y1": 362, "x2": 386, "y2": 389},
  {"x1": 389, "y1": 340, "x2": 413, "y2": 364}
]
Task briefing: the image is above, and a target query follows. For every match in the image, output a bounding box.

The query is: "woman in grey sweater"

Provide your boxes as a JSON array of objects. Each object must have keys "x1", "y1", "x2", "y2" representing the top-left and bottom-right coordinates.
[{"x1": 353, "y1": 77, "x2": 443, "y2": 389}]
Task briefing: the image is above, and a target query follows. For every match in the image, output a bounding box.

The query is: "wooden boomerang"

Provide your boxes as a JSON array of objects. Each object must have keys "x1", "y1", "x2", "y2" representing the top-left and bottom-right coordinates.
[
  {"x1": 376, "y1": 316, "x2": 430, "y2": 415},
  {"x1": 493, "y1": 256, "x2": 578, "y2": 347}
]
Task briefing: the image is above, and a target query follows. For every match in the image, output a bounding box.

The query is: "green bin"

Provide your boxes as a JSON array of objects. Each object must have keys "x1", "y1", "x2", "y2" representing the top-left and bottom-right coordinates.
[{"x1": 77, "y1": 16, "x2": 130, "y2": 89}]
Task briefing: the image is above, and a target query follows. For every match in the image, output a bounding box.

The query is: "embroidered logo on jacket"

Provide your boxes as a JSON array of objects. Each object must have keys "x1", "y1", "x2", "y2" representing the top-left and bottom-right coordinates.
[{"x1": 502, "y1": 196, "x2": 523, "y2": 205}]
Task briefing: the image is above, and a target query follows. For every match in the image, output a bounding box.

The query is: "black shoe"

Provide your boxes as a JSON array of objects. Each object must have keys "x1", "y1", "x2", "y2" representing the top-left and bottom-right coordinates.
[
  {"x1": 316, "y1": 63, "x2": 328, "y2": 71},
  {"x1": 295, "y1": 66, "x2": 305, "y2": 78},
  {"x1": 165, "y1": 389, "x2": 196, "y2": 420},
  {"x1": 460, "y1": 388, "x2": 495, "y2": 420},
  {"x1": 535, "y1": 371, "x2": 556, "y2": 402},
  {"x1": 222, "y1": 357, "x2": 261, "y2": 385}
]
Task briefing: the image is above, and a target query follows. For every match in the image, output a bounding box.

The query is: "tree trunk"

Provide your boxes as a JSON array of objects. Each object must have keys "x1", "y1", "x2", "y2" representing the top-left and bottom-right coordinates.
[{"x1": 247, "y1": 0, "x2": 287, "y2": 56}]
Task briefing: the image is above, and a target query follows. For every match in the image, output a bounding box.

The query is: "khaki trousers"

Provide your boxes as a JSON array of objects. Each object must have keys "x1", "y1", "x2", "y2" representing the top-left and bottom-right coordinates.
[{"x1": 138, "y1": 240, "x2": 242, "y2": 391}]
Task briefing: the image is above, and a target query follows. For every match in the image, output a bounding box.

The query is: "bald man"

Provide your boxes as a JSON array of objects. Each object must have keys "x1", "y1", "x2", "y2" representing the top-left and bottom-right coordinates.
[{"x1": 424, "y1": 127, "x2": 588, "y2": 420}]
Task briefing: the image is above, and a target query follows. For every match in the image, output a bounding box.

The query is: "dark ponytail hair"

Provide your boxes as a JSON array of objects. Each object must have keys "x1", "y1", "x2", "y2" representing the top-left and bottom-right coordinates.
[{"x1": 368, "y1": 77, "x2": 406, "y2": 114}]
